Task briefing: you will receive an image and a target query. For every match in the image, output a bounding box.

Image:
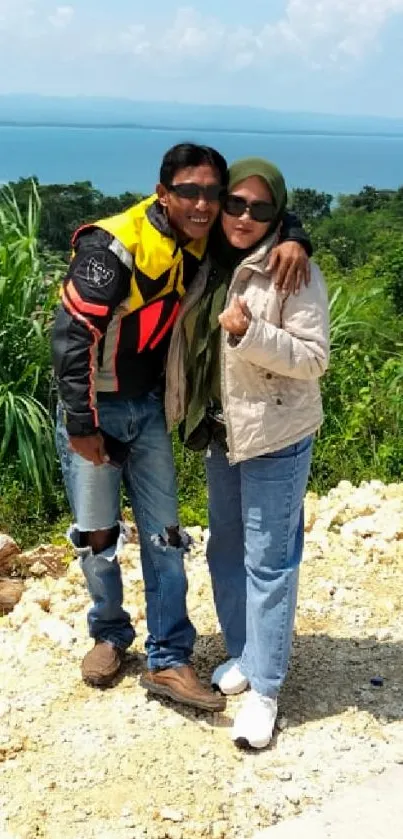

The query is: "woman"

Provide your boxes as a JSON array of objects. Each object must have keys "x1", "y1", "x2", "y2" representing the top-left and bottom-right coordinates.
[{"x1": 166, "y1": 158, "x2": 329, "y2": 748}]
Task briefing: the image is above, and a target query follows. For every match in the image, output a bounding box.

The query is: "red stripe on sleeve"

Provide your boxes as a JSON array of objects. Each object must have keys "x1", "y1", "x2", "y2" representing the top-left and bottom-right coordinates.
[
  {"x1": 61, "y1": 292, "x2": 102, "y2": 341},
  {"x1": 66, "y1": 281, "x2": 109, "y2": 318},
  {"x1": 60, "y1": 293, "x2": 100, "y2": 426}
]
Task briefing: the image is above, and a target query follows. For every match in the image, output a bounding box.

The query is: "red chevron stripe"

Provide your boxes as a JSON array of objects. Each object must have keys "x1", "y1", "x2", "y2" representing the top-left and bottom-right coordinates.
[
  {"x1": 138, "y1": 300, "x2": 164, "y2": 352},
  {"x1": 150, "y1": 301, "x2": 180, "y2": 350},
  {"x1": 66, "y1": 281, "x2": 109, "y2": 317}
]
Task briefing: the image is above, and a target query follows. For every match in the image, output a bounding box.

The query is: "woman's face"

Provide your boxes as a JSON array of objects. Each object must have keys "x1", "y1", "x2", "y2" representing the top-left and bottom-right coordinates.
[{"x1": 221, "y1": 175, "x2": 274, "y2": 250}]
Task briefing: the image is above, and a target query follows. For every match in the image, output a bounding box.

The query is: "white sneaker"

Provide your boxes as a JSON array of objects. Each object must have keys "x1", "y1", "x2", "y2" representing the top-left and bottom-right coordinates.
[
  {"x1": 232, "y1": 690, "x2": 278, "y2": 749},
  {"x1": 211, "y1": 658, "x2": 249, "y2": 695}
]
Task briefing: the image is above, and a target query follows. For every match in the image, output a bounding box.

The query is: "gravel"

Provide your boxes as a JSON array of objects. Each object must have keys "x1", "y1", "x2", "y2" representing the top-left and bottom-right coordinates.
[{"x1": 1, "y1": 479, "x2": 402, "y2": 839}]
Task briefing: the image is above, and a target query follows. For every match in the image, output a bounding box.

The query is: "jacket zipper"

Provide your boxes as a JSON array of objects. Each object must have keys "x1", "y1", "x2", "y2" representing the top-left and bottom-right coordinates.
[{"x1": 220, "y1": 238, "x2": 277, "y2": 462}]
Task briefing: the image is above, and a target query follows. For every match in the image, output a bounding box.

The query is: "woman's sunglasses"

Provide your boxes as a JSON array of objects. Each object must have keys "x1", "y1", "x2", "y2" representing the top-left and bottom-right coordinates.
[
  {"x1": 168, "y1": 183, "x2": 224, "y2": 202},
  {"x1": 223, "y1": 194, "x2": 277, "y2": 223}
]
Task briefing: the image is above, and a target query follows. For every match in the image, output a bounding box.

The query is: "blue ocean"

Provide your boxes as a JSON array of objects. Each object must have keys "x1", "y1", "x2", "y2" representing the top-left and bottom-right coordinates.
[{"x1": 1, "y1": 124, "x2": 403, "y2": 197}]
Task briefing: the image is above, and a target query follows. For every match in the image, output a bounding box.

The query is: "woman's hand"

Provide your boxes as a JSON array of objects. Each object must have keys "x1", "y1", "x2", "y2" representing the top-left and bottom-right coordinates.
[
  {"x1": 219, "y1": 295, "x2": 252, "y2": 336},
  {"x1": 267, "y1": 241, "x2": 310, "y2": 294}
]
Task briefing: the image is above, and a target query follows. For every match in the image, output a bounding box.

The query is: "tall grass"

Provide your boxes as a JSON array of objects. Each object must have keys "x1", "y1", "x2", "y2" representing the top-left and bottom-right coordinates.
[{"x1": 0, "y1": 183, "x2": 62, "y2": 492}]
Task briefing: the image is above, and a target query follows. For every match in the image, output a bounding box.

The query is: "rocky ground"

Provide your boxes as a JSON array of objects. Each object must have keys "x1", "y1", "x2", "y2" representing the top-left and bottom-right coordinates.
[{"x1": 1, "y1": 479, "x2": 403, "y2": 839}]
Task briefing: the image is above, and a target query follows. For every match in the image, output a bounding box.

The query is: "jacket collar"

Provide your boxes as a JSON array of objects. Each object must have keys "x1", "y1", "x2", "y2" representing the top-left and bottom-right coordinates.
[{"x1": 146, "y1": 198, "x2": 174, "y2": 238}]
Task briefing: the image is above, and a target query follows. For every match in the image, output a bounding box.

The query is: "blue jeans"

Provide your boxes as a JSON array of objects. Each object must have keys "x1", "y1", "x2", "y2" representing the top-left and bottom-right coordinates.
[
  {"x1": 56, "y1": 392, "x2": 196, "y2": 670},
  {"x1": 205, "y1": 436, "x2": 313, "y2": 698}
]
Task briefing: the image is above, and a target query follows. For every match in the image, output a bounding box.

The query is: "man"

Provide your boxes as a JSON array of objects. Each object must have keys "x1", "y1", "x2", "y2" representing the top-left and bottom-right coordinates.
[{"x1": 52, "y1": 143, "x2": 311, "y2": 711}]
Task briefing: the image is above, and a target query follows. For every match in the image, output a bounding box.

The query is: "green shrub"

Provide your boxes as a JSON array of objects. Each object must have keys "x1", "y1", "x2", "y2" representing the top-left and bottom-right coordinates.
[
  {"x1": 0, "y1": 466, "x2": 69, "y2": 548},
  {"x1": 311, "y1": 347, "x2": 402, "y2": 491},
  {"x1": 172, "y1": 431, "x2": 208, "y2": 526}
]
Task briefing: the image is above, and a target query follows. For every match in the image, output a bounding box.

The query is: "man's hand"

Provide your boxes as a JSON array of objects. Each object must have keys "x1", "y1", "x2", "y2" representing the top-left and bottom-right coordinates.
[
  {"x1": 68, "y1": 432, "x2": 109, "y2": 466},
  {"x1": 267, "y1": 241, "x2": 310, "y2": 294},
  {"x1": 219, "y1": 295, "x2": 252, "y2": 337}
]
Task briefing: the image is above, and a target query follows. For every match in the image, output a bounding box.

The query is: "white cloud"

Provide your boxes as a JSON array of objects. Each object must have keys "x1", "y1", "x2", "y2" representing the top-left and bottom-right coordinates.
[
  {"x1": 0, "y1": 1, "x2": 73, "y2": 41},
  {"x1": 107, "y1": 1, "x2": 403, "y2": 71},
  {"x1": 0, "y1": 0, "x2": 37, "y2": 33},
  {"x1": 48, "y1": 5, "x2": 73, "y2": 29},
  {"x1": 135, "y1": 7, "x2": 225, "y2": 60},
  {"x1": 259, "y1": 0, "x2": 403, "y2": 65},
  {"x1": 1, "y1": 0, "x2": 403, "y2": 76},
  {"x1": 120, "y1": 25, "x2": 150, "y2": 56}
]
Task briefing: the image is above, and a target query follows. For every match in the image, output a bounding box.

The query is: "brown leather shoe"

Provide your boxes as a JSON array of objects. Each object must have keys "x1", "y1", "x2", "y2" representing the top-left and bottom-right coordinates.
[
  {"x1": 81, "y1": 640, "x2": 124, "y2": 686},
  {"x1": 140, "y1": 664, "x2": 226, "y2": 712}
]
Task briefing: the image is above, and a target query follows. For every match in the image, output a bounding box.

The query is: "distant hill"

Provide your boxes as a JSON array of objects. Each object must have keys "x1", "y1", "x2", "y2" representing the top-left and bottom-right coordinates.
[{"x1": 1, "y1": 95, "x2": 403, "y2": 136}]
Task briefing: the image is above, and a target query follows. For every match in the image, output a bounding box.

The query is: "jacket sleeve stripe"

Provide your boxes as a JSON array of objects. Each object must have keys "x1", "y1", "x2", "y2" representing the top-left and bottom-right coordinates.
[
  {"x1": 71, "y1": 223, "x2": 93, "y2": 246},
  {"x1": 88, "y1": 341, "x2": 100, "y2": 427},
  {"x1": 59, "y1": 292, "x2": 100, "y2": 428},
  {"x1": 66, "y1": 281, "x2": 109, "y2": 317},
  {"x1": 61, "y1": 291, "x2": 103, "y2": 341},
  {"x1": 112, "y1": 318, "x2": 122, "y2": 392}
]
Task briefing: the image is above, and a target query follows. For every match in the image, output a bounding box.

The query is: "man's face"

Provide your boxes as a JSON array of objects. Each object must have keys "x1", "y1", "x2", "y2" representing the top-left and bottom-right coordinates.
[{"x1": 157, "y1": 164, "x2": 222, "y2": 241}]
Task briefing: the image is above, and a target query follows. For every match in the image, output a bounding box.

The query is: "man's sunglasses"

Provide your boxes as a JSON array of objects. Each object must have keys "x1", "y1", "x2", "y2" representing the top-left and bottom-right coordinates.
[
  {"x1": 168, "y1": 182, "x2": 224, "y2": 201},
  {"x1": 223, "y1": 194, "x2": 277, "y2": 223}
]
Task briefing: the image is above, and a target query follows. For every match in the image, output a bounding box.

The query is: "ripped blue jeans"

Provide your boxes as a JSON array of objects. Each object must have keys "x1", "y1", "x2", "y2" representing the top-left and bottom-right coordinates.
[{"x1": 56, "y1": 392, "x2": 196, "y2": 669}]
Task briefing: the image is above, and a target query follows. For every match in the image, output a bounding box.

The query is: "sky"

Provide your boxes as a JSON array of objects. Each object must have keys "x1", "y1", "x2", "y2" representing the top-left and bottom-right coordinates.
[{"x1": 1, "y1": 0, "x2": 403, "y2": 117}]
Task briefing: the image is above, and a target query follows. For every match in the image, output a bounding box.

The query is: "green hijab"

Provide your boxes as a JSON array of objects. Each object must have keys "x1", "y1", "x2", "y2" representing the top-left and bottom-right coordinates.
[
  {"x1": 182, "y1": 157, "x2": 287, "y2": 445},
  {"x1": 228, "y1": 156, "x2": 287, "y2": 225}
]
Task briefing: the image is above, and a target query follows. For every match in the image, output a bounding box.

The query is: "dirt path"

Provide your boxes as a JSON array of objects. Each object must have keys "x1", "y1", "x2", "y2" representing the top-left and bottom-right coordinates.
[{"x1": 1, "y1": 480, "x2": 403, "y2": 839}]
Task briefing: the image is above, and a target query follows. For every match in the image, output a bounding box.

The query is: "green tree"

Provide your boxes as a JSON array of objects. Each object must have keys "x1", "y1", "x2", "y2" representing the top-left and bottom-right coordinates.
[
  {"x1": 1, "y1": 178, "x2": 143, "y2": 254},
  {"x1": 350, "y1": 185, "x2": 394, "y2": 213},
  {"x1": 288, "y1": 188, "x2": 332, "y2": 225}
]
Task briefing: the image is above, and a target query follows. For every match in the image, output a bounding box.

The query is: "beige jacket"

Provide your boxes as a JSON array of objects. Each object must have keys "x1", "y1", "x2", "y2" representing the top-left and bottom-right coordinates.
[{"x1": 165, "y1": 241, "x2": 329, "y2": 464}]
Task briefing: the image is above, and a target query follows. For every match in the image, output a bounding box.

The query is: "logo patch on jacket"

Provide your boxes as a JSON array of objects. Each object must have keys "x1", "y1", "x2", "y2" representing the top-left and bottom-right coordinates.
[{"x1": 84, "y1": 256, "x2": 115, "y2": 288}]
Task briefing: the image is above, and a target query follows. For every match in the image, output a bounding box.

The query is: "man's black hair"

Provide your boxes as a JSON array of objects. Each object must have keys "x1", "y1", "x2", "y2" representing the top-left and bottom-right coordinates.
[{"x1": 159, "y1": 143, "x2": 229, "y2": 188}]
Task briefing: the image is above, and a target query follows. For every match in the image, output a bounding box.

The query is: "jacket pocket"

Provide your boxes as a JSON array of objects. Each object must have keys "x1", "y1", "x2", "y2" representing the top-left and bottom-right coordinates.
[{"x1": 262, "y1": 372, "x2": 317, "y2": 411}]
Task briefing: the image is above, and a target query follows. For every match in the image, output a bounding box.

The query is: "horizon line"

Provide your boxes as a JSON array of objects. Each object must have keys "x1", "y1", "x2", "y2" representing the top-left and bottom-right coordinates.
[
  {"x1": 1, "y1": 120, "x2": 403, "y2": 139},
  {"x1": 1, "y1": 94, "x2": 403, "y2": 123}
]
